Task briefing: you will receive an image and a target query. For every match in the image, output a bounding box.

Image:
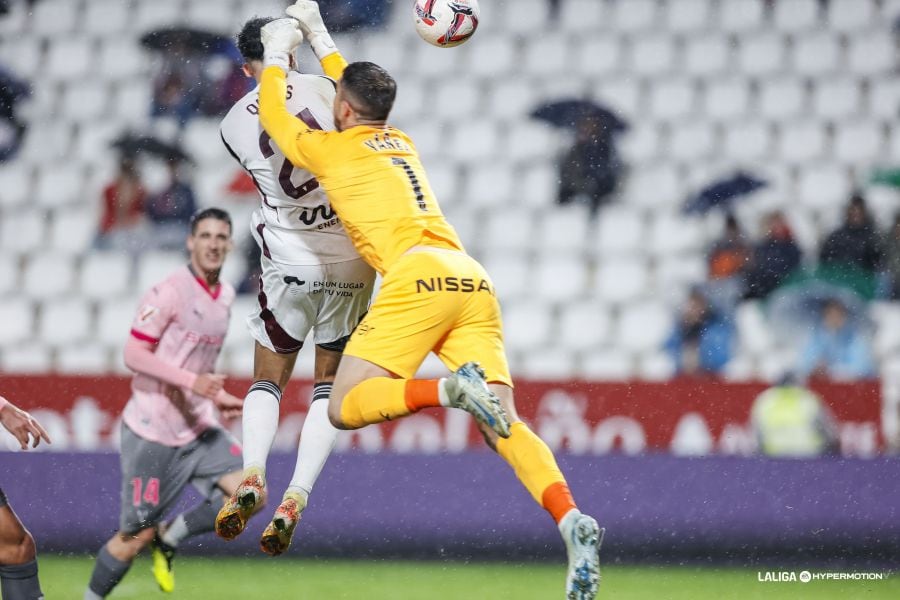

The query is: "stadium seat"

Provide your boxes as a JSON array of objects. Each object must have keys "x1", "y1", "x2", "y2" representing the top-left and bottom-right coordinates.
[
  {"x1": 722, "y1": 353, "x2": 758, "y2": 382},
  {"x1": 558, "y1": 0, "x2": 606, "y2": 33},
  {"x1": 505, "y1": 121, "x2": 562, "y2": 162},
  {"x1": 647, "y1": 213, "x2": 705, "y2": 256},
  {"x1": 654, "y1": 255, "x2": 707, "y2": 292},
  {"x1": 668, "y1": 121, "x2": 715, "y2": 163},
  {"x1": 30, "y1": 0, "x2": 81, "y2": 36},
  {"x1": 616, "y1": 301, "x2": 672, "y2": 354},
  {"x1": 575, "y1": 37, "x2": 622, "y2": 78},
  {"x1": 486, "y1": 78, "x2": 541, "y2": 122},
  {"x1": 38, "y1": 297, "x2": 92, "y2": 347},
  {"x1": 110, "y1": 79, "x2": 153, "y2": 126},
  {"x1": 45, "y1": 38, "x2": 94, "y2": 82},
  {"x1": 629, "y1": 34, "x2": 675, "y2": 78},
  {"x1": 465, "y1": 34, "x2": 516, "y2": 78},
  {"x1": 511, "y1": 162, "x2": 558, "y2": 208},
  {"x1": 737, "y1": 33, "x2": 787, "y2": 76},
  {"x1": 558, "y1": 300, "x2": 612, "y2": 351},
  {"x1": 791, "y1": 32, "x2": 841, "y2": 77},
  {"x1": 34, "y1": 164, "x2": 85, "y2": 208},
  {"x1": 96, "y1": 296, "x2": 139, "y2": 348},
  {"x1": 649, "y1": 79, "x2": 696, "y2": 121},
  {"x1": 834, "y1": 121, "x2": 884, "y2": 165},
  {"x1": 136, "y1": 252, "x2": 186, "y2": 294},
  {"x1": 0, "y1": 343, "x2": 52, "y2": 374},
  {"x1": 637, "y1": 351, "x2": 676, "y2": 381},
  {"x1": 847, "y1": 33, "x2": 894, "y2": 76},
  {"x1": 232, "y1": 0, "x2": 285, "y2": 28},
  {"x1": 0, "y1": 253, "x2": 17, "y2": 298},
  {"x1": 133, "y1": 0, "x2": 186, "y2": 32},
  {"x1": 683, "y1": 35, "x2": 730, "y2": 77},
  {"x1": 462, "y1": 162, "x2": 515, "y2": 208},
  {"x1": 797, "y1": 164, "x2": 853, "y2": 211},
  {"x1": 622, "y1": 163, "x2": 682, "y2": 210},
  {"x1": 49, "y1": 208, "x2": 97, "y2": 253},
  {"x1": 0, "y1": 209, "x2": 47, "y2": 255},
  {"x1": 532, "y1": 254, "x2": 590, "y2": 302},
  {"x1": 22, "y1": 252, "x2": 77, "y2": 301},
  {"x1": 19, "y1": 121, "x2": 73, "y2": 165},
  {"x1": 220, "y1": 345, "x2": 255, "y2": 377},
  {"x1": 182, "y1": 118, "x2": 231, "y2": 165},
  {"x1": 184, "y1": 0, "x2": 239, "y2": 33},
  {"x1": 618, "y1": 123, "x2": 659, "y2": 166},
  {"x1": 735, "y1": 301, "x2": 775, "y2": 357},
  {"x1": 413, "y1": 353, "x2": 450, "y2": 380},
  {"x1": 0, "y1": 297, "x2": 34, "y2": 345},
  {"x1": 524, "y1": 34, "x2": 572, "y2": 76},
  {"x1": 59, "y1": 80, "x2": 109, "y2": 124},
  {"x1": 430, "y1": 78, "x2": 480, "y2": 123},
  {"x1": 499, "y1": 0, "x2": 548, "y2": 36},
  {"x1": 593, "y1": 207, "x2": 645, "y2": 256},
  {"x1": 441, "y1": 208, "x2": 478, "y2": 251},
  {"x1": 772, "y1": 0, "x2": 820, "y2": 32},
  {"x1": 777, "y1": 120, "x2": 827, "y2": 164},
  {"x1": 868, "y1": 79, "x2": 900, "y2": 120},
  {"x1": 482, "y1": 252, "x2": 530, "y2": 302},
  {"x1": 448, "y1": 119, "x2": 500, "y2": 165},
  {"x1": 83, "y1": 0, "x2": 132, "y2": 36},
  {"x1": 612, "y1": 0, "x2": 659, "y2": 33},
  {"x1": 723, "y1": 121, "x2": 771, "y2": 161},
  {"x1": 718, "y1": 0, "x2": 765, "y2": 33},
  {"x1": 422, "y1": 162, "x2": 460, "y2": 208},
  {"x1": 0, "y1": 164, "x2": 32, "y2": 209},
  {"x1": 520, "y1": 349, "x2": 578, "y2": 381},
  {"x1": 0, "y1": 0, "x2": 27, "y2": 38},
  {"x1": 872, "y1": 303, "x2": 900, "y2": 359},
  {"x1": 757, "y1": 347, "x2": 800, "y2": 382},
  {"x1": 827, "y1": 0, "x2": 874, "y2": 32},
  {"x1": 594, "y1": 257, "x2": 650, "y2": 304},
  {"x1": 703, "y1": 78, "x2": 751, "y2": 122},
  {"x1": 813, "y1": 78, "x2": 861, "y2": 120},
  {"x1": 758, "y1": 77, "x2": 807, "y2": 122},
  {"x1": 665, "y1": 0, "x2": 713, "y2": 33},
  {"x1": 80, "y1": 252, "x2": 133, "y2": 300},
  {"x1": 502, "y1": 301, "x2": 553, "y2": 353},
  {"x1": 594, "y1": 77, "x2": 643, "y2": 120},
  {"x1": 56, "y1": 343, "x2": 111, "y2": 374},
  {"x1": 224, "y1": 296, "x2": 256, "y2": 353},
  {"x1": 535, "y1": 207, "x2": 591, "y2": 253},
  {"x1": 98, "y1": 39, "x2": 150, "y2": 83},
  {"x1": 579, "y1": 350, "x2": 635, "y2": 380}
]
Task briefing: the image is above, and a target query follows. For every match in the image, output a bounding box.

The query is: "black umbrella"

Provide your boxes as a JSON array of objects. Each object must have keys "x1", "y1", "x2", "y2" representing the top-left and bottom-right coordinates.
[
  {"x1": 112, "y1": 134, "x2": 193, "y2": 164},
  {"x1": 140, "y1": 27, "x2": 236, "y2": 57},
  {"x1": 531, "y1": 99, "x2": 628, "y2": 133},
  {"x1": 683, "y1": 171, "x2": 767, "y2": 215}
]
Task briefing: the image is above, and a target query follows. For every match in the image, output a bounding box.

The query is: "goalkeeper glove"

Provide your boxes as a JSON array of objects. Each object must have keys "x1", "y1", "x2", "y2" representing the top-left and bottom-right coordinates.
[
  {"x1": 261, "y1": 18, "x2": 303, "y2": 72},
  {"x1": 286, "y1": 0, "x2": 338, "y2": 60}
]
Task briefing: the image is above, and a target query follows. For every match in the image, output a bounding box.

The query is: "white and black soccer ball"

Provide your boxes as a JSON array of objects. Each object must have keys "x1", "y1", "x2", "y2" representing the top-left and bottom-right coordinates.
[{"x1": 413, "y1": 0, "x2": 480, "y2": 48}]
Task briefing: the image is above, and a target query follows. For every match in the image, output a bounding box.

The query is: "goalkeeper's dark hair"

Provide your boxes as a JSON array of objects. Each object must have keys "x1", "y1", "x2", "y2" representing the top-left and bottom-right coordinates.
[
  {"x1": 341, "y1": 62, "x2": 397, "y2": 122},
  {"x1": 237, "y1": 17, "x2": 275, "y2": 62},
  {"x1": 190, "y1": 207, "x2": 232, "y2": 234}
]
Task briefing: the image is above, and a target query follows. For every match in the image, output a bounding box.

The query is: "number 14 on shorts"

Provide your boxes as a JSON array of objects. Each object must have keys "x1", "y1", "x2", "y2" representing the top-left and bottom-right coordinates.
[{"x1": 131, "y1": 477, "x2": 161, "y2": 506}]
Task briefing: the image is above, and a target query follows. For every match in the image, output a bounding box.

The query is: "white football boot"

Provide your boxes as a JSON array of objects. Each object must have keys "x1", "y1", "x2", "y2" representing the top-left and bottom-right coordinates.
[
  {"x1": 443, "y1": 362, "x2": 511, "y2": 438},
  {"x1": 561, "y1": 510, "x2": 604, "y2": 600}
]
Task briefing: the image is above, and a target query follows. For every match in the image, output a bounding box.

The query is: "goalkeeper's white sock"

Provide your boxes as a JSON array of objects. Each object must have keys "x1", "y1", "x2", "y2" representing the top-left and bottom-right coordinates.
[
  {"x1": 286, "y1": 382, "x2": 338, "y2": 505},
  {"x1": 241, "y1": 381, "x2": 282, "y2": 474}
]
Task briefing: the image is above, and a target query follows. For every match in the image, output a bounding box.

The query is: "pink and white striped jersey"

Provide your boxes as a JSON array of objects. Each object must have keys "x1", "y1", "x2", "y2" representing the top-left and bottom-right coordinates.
[{"x1": 122, "y1": 266, "x2": 235, "y2": 447}]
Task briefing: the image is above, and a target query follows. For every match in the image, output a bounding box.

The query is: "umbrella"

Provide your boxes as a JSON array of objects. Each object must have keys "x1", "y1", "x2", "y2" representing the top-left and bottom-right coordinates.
[
  {"x1": 111, "y1": 134, "x2": 193, "y2": 164},
  {"x1": 530, "y1": 99, "x2": 628, "y2": 133},
  {"x1": 0, "y1": 67, "x2": 30, "y2": 119},
  {"x1": 140, "y1": 27, "x2": 237, "y2": 59},
  {"x1": 683, "y1": 171, "x2": 767, "y2": 215},
  {"x1": 767, "y1": 279, "x2": 870, "y2": 344}
]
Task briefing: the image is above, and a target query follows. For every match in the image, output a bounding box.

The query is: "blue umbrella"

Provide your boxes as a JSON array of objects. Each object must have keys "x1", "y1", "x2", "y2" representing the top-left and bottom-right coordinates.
[
  {"x1": 683, "y1": 171, "x2": 767, "y2": 215},
  {"x1": 531, "y1": 99, "x2": 628, "y2": 133}
]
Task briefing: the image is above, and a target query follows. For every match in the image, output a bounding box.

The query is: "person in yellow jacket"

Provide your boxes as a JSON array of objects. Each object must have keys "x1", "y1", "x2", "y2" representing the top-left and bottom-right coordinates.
[
  {"x1": 751, "y1": 375, "x2": 839, "y2": 458},
  {"x1": 220, "y1": 3, "x2": 603, "y2": 598}
]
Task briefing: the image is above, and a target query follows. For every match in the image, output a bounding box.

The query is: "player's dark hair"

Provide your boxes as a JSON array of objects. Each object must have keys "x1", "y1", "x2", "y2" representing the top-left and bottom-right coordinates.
[
  {"x1": 340, "y1": 62, "x2": 396, "y2": 122},
  {"x1": 190, "y1": 207, "x2": 232, "y2": 234},
  {"x1": 237, "y1": 17, "x2": 275, "y2": 62}
]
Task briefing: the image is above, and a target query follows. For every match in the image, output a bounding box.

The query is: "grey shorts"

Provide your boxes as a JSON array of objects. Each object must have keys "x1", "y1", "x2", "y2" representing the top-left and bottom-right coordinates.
[{"x1": 118, "y1": 423, "x2": 242, "y2": 534}]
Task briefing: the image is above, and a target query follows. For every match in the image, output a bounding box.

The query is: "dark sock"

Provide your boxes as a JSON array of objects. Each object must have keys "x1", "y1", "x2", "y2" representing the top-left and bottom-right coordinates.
[
  {"x1": 182, "y1": 490, "x2": 223, "y2": 538},
  {"x1": 0, "y1": 559, "x2": 44, "y2": 600},
  {"x1": 86, "y1": 546, "x2": 131, "y2": 598}
]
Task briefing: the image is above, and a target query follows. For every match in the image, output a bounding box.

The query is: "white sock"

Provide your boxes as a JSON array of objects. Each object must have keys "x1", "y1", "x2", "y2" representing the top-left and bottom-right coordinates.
[
  {"x1": 241, "y1": 381, "x2": 282, "y2": 473},
  {"x1": 286, "y1": 382, "x2": 337, "y2": 505},
  {"x1": 437, "y1": 378, "x2": 450, "y2": 406},
  {"x1": 160, "y1": 515, "x2": 188, "y2": 547}
]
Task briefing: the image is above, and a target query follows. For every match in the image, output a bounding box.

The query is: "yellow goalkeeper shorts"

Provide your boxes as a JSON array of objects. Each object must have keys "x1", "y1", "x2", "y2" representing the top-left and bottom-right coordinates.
[{"x1": 343, "y1": 249, "x2": 513, "y2": 386}]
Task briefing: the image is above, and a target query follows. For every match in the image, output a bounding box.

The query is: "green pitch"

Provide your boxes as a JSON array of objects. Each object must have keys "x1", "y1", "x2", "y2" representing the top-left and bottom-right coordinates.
[{"x1": 41, "y1": 555, "x2": 897, "y2": 599}]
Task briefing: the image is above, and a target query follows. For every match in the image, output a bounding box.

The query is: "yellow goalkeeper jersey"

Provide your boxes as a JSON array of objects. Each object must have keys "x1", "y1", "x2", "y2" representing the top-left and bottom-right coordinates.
[{"x1": 259, "y1": 65, "x2": 463, "y2": 275}]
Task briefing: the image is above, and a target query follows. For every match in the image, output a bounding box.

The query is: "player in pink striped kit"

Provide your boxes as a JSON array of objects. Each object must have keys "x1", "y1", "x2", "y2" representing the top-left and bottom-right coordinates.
[{"x1": 85, "y1": 209, "x2": 252, "y2": 599}]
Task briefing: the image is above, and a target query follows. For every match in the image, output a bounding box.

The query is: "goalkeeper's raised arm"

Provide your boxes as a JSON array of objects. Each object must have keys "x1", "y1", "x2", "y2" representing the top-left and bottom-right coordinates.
[{"x1": 286, "y1": 0, "x2": 348, "y2": 80}]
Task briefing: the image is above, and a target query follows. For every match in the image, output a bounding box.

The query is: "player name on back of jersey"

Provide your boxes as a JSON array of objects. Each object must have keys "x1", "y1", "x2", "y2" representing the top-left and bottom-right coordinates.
[{"x1": 363, "y1": 131, "x2": 412, "y2": 153}]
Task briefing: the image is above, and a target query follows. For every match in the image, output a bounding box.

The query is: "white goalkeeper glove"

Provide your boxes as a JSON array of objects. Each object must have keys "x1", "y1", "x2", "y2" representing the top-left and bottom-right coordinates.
[
  {"x1": 285, "y1": 0, "x2": 338, "y2": 60},
  {"x1": 260, "y1": 18, "x2": 303, "y2": 72}
]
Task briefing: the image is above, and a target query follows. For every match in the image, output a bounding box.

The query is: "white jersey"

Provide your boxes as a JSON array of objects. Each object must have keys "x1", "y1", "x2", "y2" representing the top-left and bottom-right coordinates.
[{"x1": 220, "y1": 71, "x2": 359, "y2": 266}]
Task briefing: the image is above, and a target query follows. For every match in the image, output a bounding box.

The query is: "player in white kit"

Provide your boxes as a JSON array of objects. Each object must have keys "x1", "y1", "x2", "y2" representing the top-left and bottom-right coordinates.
[
  {"x1": 85, "y1": 209, "x2": 247, "y2": 598},
  {"x1": 215, "y1": 17, "x2": 375, "y2": 556}
]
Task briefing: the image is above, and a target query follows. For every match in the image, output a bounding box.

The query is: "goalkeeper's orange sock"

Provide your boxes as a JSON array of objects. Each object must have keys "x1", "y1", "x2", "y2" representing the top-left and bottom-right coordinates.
[
  {"x1": 339, "y1": 377, "x2": 446, "y2": 428},
  {"x1": 496, "y1": 422, "x2": 578, "y2": 524}
]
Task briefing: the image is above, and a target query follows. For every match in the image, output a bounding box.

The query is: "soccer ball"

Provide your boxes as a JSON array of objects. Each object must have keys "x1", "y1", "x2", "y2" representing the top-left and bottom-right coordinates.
[{"x1": 413, "y1": 0, "x2": 480, "y2": 48}]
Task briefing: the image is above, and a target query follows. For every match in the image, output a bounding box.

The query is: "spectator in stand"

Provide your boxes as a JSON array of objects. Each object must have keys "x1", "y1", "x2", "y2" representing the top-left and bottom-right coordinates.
[
  {"x1": 704, "y1": 213, "x2": 749, "y2": 313},
  {"x1": 95, "y1": 156, "x2": 148, "y2": 252},
  {"x1": 0, "y1": 66, "x2": 28, "y2": 163},
  {"x1": 797, "y1": 299, "x2": 876, "y2": 381},
  {"x1": 557, "y1": 113, "x2": 623, "y2": 217},
  {"x1": 744, "y1": 210, "x2": 802, "y2": 300},
  {"x1": 882, "y1": 211, "x2": 900, "y2": 300},
  {"x1": 665, "y1": 288, "x2": 735, "y2": 376},
  {"x1": 144, "y1": 161, "x2": 198, "y2": 250},
  {"x1": 819, "y1": 193, "x2": 883, "y2": 283}
]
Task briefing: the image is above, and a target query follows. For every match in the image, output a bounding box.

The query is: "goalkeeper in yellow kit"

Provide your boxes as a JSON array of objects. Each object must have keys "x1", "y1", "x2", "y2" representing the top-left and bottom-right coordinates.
[{"x1": 255, "y1": 3, "x2": 602, "y2": 598}]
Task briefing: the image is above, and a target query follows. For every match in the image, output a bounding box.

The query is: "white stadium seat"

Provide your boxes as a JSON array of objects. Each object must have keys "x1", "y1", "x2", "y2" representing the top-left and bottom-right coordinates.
[
  {"x1": 669, "y1": 121, "x2": 715, "y2": 163},
  {"x1": 49, "y1": 208, "x2": 97, "y2": 253},
  {"x1": 758, "y1": 78, "x2": 807, "y2": 122},
  {"x1": 616, "y1": 301, "x2": 672, "y2": 354},
  {"x1": 431, "y1": 78, "x2": 481, "y2": 123},
  {"x1": 96, "y1": 296, "x2": 139, "y2": 348},
  {"x1": 185, "y1": 0, "x2": 239, "y2": 33},
  {"x1": 847, "y1": 33, "x2": 894, "y2": 76},
  {"x1": 31, "y1": 0, "x2": 81, "y2": 36},
  {"x1": 466, "y1": 35, "x2": 516, "y2": 78},
  {"x1": 579, "y1": 350, "x2": 635, "y2": 380},
  {"x1": 19, "y1": 122, "x2": 73, "y2": 165},
  {"x1": 389, "y1": 79, "x2": 427, "y2": 125},
  {"x1": 83, "y1": 0, "x2": 132, "y2": 35},
  {"x1": 718, "y1": 0, "x2": 765, "y2": 33},
  {"x1": 424, "y1": 162, "x2": 461, "y2": 208},
  {"x1": 559, "y1": 301, "x2": 612, "y2": 351},
  {"x1": 834, "y1": 122, "x2": 884, "y2": 165},
  {"x1": 39, "y1": 298, "x2": 92, "y2": 347},
  {"x1": 500, "y1": 0, "x2": 549, "y2": 36},
  {"x1": 738, "y1": 33, "x2": 787, "y2": 76},
  {"x1": 512, "y1": 163, "x2": 558, "y2": 209},
  {"x1": 448, "y1": 119, "x2": 500, "y2": 165},
  {"x1": 594, "y1": 258, "x2": 650, "y2": 304},
  {"x1": 224, "y1": 296, "x2": 256, "y2": 353},
  {"x1": 80, "y1": 252, "x2": 133, "y2": 300},
  {"x1": 0, "y1": 298, "x2": 34, "y2": 345},
  {"x1": 813, "y1": 78, "x2": 861, "y2": 120},
  {"x1": 22, "y1": 252, "x2": 77, "y2": 301},
  {"x1": 647, "y1": 213, "x2": 705, "y2": 256},
  {"x1": 629, "y1": 34, "x2": 675, "y2": 77},
  {"x1": 56, "y1": 343, "x2": 111, "y2": 374},
  {"x1": 502, "y1": 301, "x2": 553, "y2": 353},
  {"x1": 59, "y1": 81, "x2": 109, "y2": 124},
  {"x1": 623, "y1": 163, "x2": 684, "y2": 211},
  {"x1": 649, "y1": 79, "x2": 695, "y2": 121},
  {"x1": 683, "y1": 35, "x2": 730, "y2": 77},
  {"x1": 505, "y1": 122, "x2": 562, "y2": 163},
  {"x1": 45, "y1": 38, "x2": 94, "y2": 82},
  {"x1": 524, "y1": 34, "x2": 571, "y2": 76},
  {"x1": 723, "y1": 121, "x2": 771, "y2": 161},
  {"x1": 481, "y1": 253, "x2": 530, "y2": 301},
  {"x1": 576, "y1": 38, "x2": 622, "y2": 78},
  {"x1": 735, "y1": 301, "x2": 775, "y2": 357},
  {"x1": 0, "y1": 164, "x2": 32, "y2": 208},
  {"x1": 0, "y1": 210, "x2": 47, "y2": 255},
  {"x1": 536, "y1": 208, "x2": 591, "y2": 253},
  {"x1": 619, "y1": 123, "x2": 660, "y2": 166},
  {"x1": 110, "y1": 78, "x2": 153, "y2": 125},
  {"x1": 486, "y1": 78, "x2": 541, "y2": 121},
  {"x1": 520, "y1": 349, "x2": 577, "y2": 381},
  {"x1": 34, "y1": 163, "x2": 85, "y2": 208},
  {"x1": 559, "y1": 0, "x2": 606, "y2": 33},
  {"x1": 654, "y1": 255, "x2": 707, "y2": 292},
  {"x1": 704, "y1": 79, "x2": 751, "y2": 122},
  {"x1": 665, "y1": 0, "x2": 713, "y2": 33},
  {"x1": 0, "y1": 343, "x2": 52, "y2": 374},
  {"x1": 136, "y1": 252, "x2": 186, "y2": 294},
  {"x1": 0, "y1": 253, "x2": 17, "y2": 297},
  {"x1": 462, "y1": 162, "x2": 515, "y2": 208},
  {"x1": 827, "y1": 0, "x2": 874, "y2": 32},
  {"x1": 758, "y1": 348, "x2": 800, "y2": 383},
  {"x1": 637, "y1": 351, "x2": 677, "y2": 381},
  {"x1": 792, "y1": 32, "x2": 841, "y2": 77},
  {"x1": 868, "y1": 80, "x2": 900, "y2": 120},
  {"x1": 593, "y1": 207, "x2": 645, "y2": 256},
  {"x1": 594, "y1": 78, "x2": 642, "y2": 120},
  {"x1": 872, "y1": 303, "x2": 900, "y2": 358},
  {"x1": 797, "y1": 165, "x2": 853, "y2": 211},
  {"x1": 778, "y1": 120, "x2": 826, "y2": 164},
  {"x1": 133, "y1": 0, "x2": 185, "y2": 32},
  {"x1": 612, "y1": 0, "x2": 659, "y2": 33},
  {"x1": 772, "y1": 0, "x2": 820, "y2": 32},
  {"x1": 532, "y1": 254, "x2": 590, "y2": 302},
  {"x1": 182, "y1": 118, "x2": 231, "y2": 165},
  {"x1": 723, "y1": 353, "x2": 758, "y2": 382},
  {"x1": 98, "y1": 39, "x2": 150, "y2": 82}
]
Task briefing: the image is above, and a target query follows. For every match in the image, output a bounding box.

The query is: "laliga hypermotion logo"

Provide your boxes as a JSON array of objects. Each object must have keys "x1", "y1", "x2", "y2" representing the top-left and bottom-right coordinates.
[{"x1": 417, "y1": 0, "x2": 478, "y2": 45}]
